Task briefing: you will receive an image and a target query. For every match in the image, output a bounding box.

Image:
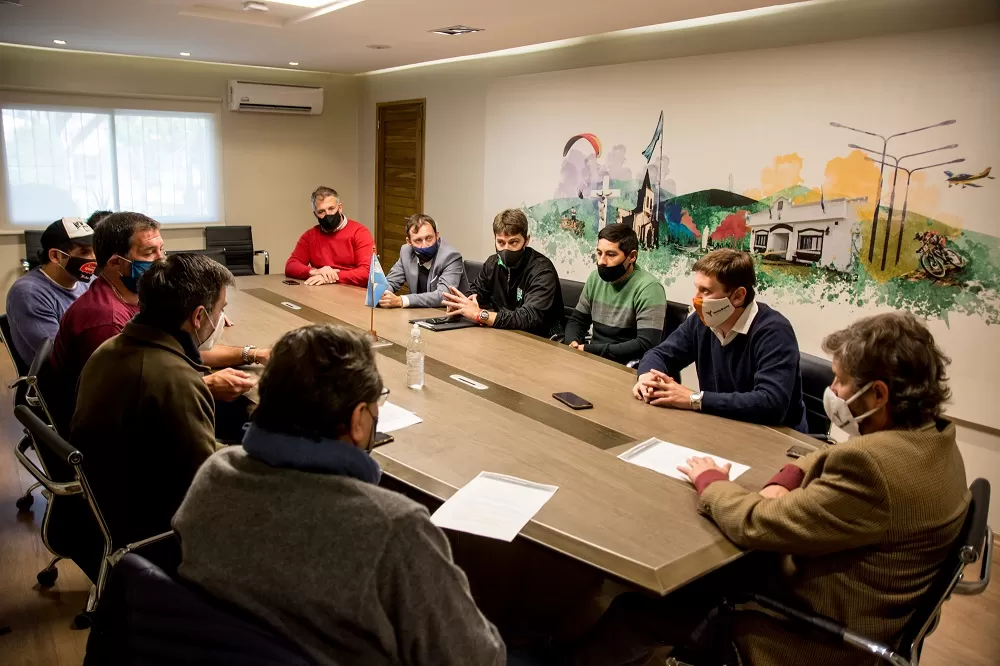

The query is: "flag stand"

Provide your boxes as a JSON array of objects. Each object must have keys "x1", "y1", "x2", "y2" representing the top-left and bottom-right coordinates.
[{"x1": 367, "y1": 248, "x2": 392, "y2": 348}]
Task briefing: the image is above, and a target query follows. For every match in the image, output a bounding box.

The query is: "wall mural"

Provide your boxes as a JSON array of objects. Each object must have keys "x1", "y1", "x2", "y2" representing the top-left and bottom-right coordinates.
[{"x1": 523, "y1": 112, "x2": 1000, "y2": 325}]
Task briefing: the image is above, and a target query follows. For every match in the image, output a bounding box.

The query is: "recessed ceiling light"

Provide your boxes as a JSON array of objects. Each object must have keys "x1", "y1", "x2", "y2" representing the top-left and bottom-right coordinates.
[
  {"x1": 179, "y1": 52, "x2": 191, "y2": 56},
  {"x1": 366, "y1": 44, "x2": 391, "y2": 50},
  {"x1": 288, "y1": 62, "x2": 299, "y2": 66},
  {"x1": 430, "y1": 25, "x2": 483, "y2": 36},
  {"x1": 53, "y1": 39, "x2": 67, "y2": 45}
]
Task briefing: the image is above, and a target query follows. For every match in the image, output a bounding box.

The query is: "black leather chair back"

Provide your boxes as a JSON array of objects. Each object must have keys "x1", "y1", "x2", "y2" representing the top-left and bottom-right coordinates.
[
  {"x1": 25, "y1": 230, "x2": 45, "y2": 271},
  {"x1": 560, "y1": 278, "x2": 585, "y2": 321},
  {"x1": 85, "y1": 553, "x2": 316, "y2": 666},
  {"x1": 663, "y1": 301, "x2": 690, "y2": 341},
  {"x1": 205, "y1": 226, "x2": 261, "y2": 277},
  {"x1": 0, "y1": 312, "x2": 29, "y2": 378},
  {"x1": 464, "y1": 260, "x2": 484, "y2": 288},
  {"x1": 799, "y1": 352, "x2": 834, "y2": 437},
  {"x1": 176, "y1": 249, "x2": 227, "y2": 265}
]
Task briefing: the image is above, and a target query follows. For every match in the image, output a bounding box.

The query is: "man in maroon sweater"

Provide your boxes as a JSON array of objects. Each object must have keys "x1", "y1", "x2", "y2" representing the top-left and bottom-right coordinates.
[{"x1": 285, "y1": 187, "x2": 374, "y2": 287}]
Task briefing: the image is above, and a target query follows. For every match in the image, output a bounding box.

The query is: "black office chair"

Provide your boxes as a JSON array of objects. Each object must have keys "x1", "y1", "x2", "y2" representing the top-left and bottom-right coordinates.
[
  {"x1": 675, "y1": 479, "x2": 992, "y2": 666},
  {"x1": 205, "y1": 226, "x2": 269, "y2": 276},
  {"x1": 14, "y1": 405, "x2": 174, "y2": 629},
  {"x1": 85, "y1": 553, "x2": 316, "y2": 666},
  {"x1": 176, "y1": 248, "x2": 228, "y2": 265},
  {"x1": 800, "y1": 351, "x2": 835, "y2": 441},
  {"x1": 11, "y1": 337, "x2": 60, "y2": 512},
  {"x1": 464, "y1": 259, "x2": 484, "y2": 287},
  {"x1": 626, "y1": 302, "x2": 689, "y2": 379},
  {"x1": 22, "y1": 230, "x2": 45, "y2": 272},
  {"x1": 0, "y1": 312, "x2": 30, "y2": 379},
  {"x1": 560, "y1": 278, "x2": 585, "y2": 322}
]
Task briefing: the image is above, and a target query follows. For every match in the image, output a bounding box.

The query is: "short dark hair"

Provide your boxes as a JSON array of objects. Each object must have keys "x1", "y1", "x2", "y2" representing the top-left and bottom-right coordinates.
[
  {"x1": 405, "y1": 213, "x2": 438, "y2": 239},
  {"x1": 253, "y1": 325, "x2": 384, "y2": 441},
  {"x1": 87, "y1": 210, "x2": 113, "y2": 230},
  {"x1": 822, "y1": 312, "x2": 951, "y2": 429},
  {"x1": 598, "y1": 223, "x2": 639, "y2": 256},
  {"x1": 692, "y1": 249, "x2": 756, "y2": 304},
  {"x1": 137, "y1": 254, "x2": 235, "y2": 331},
  {"x1": 95, "y1": 212, "x2": 160, "y2": 268},
  {"x1": 492, "y1": 209, "x2": 529, "y2": 238},
  {"x1": 311, "y1": 186, "x2": 339, "y2": 208}
]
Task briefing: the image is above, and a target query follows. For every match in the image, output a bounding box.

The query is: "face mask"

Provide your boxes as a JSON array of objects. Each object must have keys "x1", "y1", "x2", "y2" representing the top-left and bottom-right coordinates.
[
  {"x1": 57, "y1": 250, "x2": 97, "y2": 283},
  {"x1": 693, "y1": 295, "x2": 734, "y2": 328},
  {"x1": 498, "y1": 247, "x2": 526, "y2": 269},
  {"x1": 316, "y1": 211, "x2": 342, "y2": 232},
  {"x1": 412, "y1": 240, "x2": 440, "y2": 261},
  {"x1": 598, "y1": 260, "x2": 631, "y2": 283},
  {"x1": 119, "y1": 257, "x2": 155, "y2": 294},
  {"x1": 197, "y1": 309, "x2": 226, "y2": 352},
  {"x1": 364, "y1": 405, "x2": 379, "y2": 453},
  {"x1": 823, "y1": 383, "x2": 879, "y2": 438}
]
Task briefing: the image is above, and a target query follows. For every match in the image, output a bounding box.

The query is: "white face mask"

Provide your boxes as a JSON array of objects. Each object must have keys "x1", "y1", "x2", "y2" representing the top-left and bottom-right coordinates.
[
  {"x1": 693, "y1": 295, "x2": 734, "y2": 329},
  {"x1": 823, "y1": 382, "x2": 879, "y2": 438},
  {"x1": 197, "y1": 309, "x2": 226, "y2": 352}
]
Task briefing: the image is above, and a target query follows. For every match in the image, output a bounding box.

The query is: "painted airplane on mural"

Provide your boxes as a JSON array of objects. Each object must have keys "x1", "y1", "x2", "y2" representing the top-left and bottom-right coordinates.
[{"x1": 945, "y1": 166, "x2": 994, "y2": 188}]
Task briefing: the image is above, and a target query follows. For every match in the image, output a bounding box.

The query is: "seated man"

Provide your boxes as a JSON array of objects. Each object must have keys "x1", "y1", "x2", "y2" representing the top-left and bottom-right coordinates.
[
  {"x1": 633, "y1": 249, "x2": 807, "y2": 431},
  {"x1": 563, "y1": 224, "x2": 666, "y2": 365},
  {"x1": 442, "y1": 208, "x2": 564, "y2": 338},
  {"x1": 49, "y1": 212, "x2": 265, "y2": 433},
  {"x1": 172, "y1": 324, "x2": 505, "y2": 666},
  {"x1": 378, "y1": 213, "x2": 469, "y2": 308},
  {"x1": 576, "y1": 312, "x2": 970, "y2": 666},
  {"x1": 6, "y1": 217, "x2": 96, "y2": 365},
  {"x1": 71, "y1": 254, "x2": 234, "y2": 575},
  {"x1": 285, "y1": 186, "x2": 374, "y2": 287}
]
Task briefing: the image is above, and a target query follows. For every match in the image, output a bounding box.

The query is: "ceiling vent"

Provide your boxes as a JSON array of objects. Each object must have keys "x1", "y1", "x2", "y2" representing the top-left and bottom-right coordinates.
[{"x1": 429, "y1": 25, "x2": 483, "y2": 36}]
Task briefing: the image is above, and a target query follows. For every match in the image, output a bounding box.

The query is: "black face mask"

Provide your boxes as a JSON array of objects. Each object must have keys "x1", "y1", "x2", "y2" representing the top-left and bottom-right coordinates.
[
  {"x1": 597, "y1": 261, "x2": 631, "y2": 283},
  {"x1": 498, "y1": 247, "x2": 526, "y2": 269},
  {"x1": 57, "y1": 251, "x2": 97, "y2": 283},
  {"x1": 316, "y1": 211, "x2": 342, "y2": 232}
]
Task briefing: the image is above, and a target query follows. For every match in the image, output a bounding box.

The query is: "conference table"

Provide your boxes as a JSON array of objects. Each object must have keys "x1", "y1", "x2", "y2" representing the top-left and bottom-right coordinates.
[{"x1": 221, "y1": 274, "x2": 812, "y2": 599}]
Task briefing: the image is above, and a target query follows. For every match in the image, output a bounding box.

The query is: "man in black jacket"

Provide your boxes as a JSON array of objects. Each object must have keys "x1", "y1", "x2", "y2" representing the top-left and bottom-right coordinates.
[{"x1": 442, "y1": 209, "x2": 564, "y2": 338}]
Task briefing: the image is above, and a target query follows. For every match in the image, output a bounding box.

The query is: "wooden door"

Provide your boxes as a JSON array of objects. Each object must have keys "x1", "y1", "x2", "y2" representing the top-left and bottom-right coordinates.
[{"x1": 375, "y1": 100, "x2": 425, "y2": 271}]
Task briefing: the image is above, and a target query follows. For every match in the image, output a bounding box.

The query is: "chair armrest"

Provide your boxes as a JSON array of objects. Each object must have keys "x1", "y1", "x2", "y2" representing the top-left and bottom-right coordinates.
[
  {"x1": 13, "y1": 434, "x2": 82, "y2": 496},
  {"x1": 626, "y1": 360, "x2": 640, "y2": 370},
  {"x1": 108, "y1": 531, "x2": 177, "y2": 568},
  {"x1": 956, "y1": 527, "x2": 993, "y2": 595},
  {"x1": 254, "y1": 250, "x2": 269, "y2": 274}
]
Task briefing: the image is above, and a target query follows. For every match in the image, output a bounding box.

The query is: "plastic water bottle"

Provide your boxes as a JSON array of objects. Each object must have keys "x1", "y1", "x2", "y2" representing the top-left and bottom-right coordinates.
[{"x1": 406, "y1": 324, "x2": 425, "y2": 389}]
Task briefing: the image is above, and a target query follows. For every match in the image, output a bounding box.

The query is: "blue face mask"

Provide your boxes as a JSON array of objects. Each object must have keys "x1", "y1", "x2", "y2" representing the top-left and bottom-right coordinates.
[
  {"x1": 119, "y1": 257, "x2": 155, "y2": 294},
  {"x1": 412, "y1": 240, "x2": 440, "y2": 261}
]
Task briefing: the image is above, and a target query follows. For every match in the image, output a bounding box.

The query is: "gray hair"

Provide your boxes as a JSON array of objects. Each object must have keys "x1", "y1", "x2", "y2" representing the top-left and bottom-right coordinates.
[{"x1": 311, "y1": 186, "x2": 340, "y2": 208}]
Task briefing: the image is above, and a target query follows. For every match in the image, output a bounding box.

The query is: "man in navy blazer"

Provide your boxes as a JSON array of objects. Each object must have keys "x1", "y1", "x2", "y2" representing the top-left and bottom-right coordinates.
[{"x1": 379, "y1": 214, "x2": 470, "y2": 309}]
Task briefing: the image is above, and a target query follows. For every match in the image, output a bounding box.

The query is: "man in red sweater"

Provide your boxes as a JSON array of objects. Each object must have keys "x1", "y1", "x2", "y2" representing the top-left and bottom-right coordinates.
[{"x1": 285, "y1": 186, "x2": 374, "y2": 287}]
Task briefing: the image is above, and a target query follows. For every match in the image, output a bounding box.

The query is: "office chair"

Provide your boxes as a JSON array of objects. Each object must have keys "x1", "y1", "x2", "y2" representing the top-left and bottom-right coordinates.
[
  {"x1": 464, "y1": 259, "x2": 484, "y2": 287},
  {"x1": 625, "y1": 302, "x2": 689, "y2": 380},
  {"x1": 672, "y1": 479, "x2": 992, "y2": 666},
  {"x1": 800, "y1": 352, "x2": 835, "y2": 441},
  {"x1": 22, "y1": 230, "x2": 45, "y2": 272},
  {"x1": 0, "y1": 313, "x2": 30, "y2": 378},
  {"x1": 85, "y1": 553, "x2": 316, "y2": 666},
  {"x1": 560, "y1": 278, "x2": 585, "y2": 322},
  {"x1": 176, "y1": 248, "x2": 228, "y2": 265},
  {"x1": 205, "y1": 226, "x2": 269, "y2": 276},
  {"x1": 14, "y1": 405, "x2": 175, "y2": 629},
  {"x1": 11, "y1": 337, "x2": 59, "y2": 512}
]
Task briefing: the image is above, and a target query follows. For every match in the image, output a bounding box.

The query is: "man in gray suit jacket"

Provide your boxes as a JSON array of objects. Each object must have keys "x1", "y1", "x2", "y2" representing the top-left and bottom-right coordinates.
[{"x1": 379, "y1": 214, "x2": 469, "y2": 309}]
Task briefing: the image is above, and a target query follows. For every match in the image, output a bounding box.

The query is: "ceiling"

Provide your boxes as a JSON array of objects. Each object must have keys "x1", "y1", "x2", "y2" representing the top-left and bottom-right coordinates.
[{"x1": 0, "y1": 0, "x2": 819, "y2": 74}]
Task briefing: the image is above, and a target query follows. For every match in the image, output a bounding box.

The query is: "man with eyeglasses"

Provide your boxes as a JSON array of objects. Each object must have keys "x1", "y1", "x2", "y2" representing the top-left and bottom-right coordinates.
[{"x1": 173, "y1": 324, "x2": 505, "y2": 666}]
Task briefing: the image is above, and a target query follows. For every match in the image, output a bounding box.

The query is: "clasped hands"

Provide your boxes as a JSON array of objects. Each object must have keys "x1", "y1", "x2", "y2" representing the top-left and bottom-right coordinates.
[
  {"x1": 305, "y1": 266, "x2": 339, "y2": 286},
  {"x1": 632, "y1": 369, "x2": 694, "y2": 409}
]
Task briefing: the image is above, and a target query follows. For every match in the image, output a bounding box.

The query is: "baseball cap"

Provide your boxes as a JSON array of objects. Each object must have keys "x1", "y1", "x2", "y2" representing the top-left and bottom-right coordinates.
[{"x1": 40, "y1": 217, "x2": 95, "y2": 255}]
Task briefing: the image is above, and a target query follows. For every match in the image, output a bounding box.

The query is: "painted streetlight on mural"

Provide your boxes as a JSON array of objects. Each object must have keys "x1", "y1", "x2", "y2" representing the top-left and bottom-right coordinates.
[
  {"x1": 851, "y1": 143, "x2": 959, "y2": 270},
  {"x1": 830, "y1": 119, "x2": 956, "y2": 265},
  {"x1": 893, "y1": 158, "x2": 966, "y2": 266}
]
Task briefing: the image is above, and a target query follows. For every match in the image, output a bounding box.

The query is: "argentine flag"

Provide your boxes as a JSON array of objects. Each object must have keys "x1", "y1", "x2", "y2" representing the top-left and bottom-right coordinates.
[{"x1": 365, "y1": 253, "x2": 390, "y2": 307}]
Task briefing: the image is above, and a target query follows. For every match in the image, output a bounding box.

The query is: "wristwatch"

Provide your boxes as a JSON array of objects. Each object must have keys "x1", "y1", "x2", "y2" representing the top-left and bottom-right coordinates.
[
  {"x1": 690, "y1": 391, "x2": 704, "y2": 412},
  {"x1": 477, "y1": 310, "x2": 490, "y2": 326},
  {"x1": 242, "y1": 345, "x2": 257, "y2": 365}
]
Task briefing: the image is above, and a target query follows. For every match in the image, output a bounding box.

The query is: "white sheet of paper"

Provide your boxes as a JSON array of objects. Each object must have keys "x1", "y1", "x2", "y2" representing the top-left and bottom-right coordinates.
[
  {"x1": 377, "y1": 402, "x2": 423, "y2": 433},
  {"x1": 430, "y1": 472, "x2": 558, "y2": 542},
  {"x1": 618, "y1": 438, "x2": 750, "y2": 483}
]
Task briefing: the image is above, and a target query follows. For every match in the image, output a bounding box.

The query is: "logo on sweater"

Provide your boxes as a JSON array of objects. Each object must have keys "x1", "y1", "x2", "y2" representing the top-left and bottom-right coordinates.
[{"x1": 517, "y1": 287, "x2": 523, "y2": 302}]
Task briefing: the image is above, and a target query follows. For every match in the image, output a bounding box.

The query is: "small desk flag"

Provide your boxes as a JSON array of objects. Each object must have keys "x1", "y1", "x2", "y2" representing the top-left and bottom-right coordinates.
[{"x1": 365, "y1": 252, "x2": 390, "y2": 307}]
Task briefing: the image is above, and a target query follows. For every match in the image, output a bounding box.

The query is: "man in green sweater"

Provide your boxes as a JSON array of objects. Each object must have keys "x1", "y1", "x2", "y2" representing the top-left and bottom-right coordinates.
[{"x1": 564, "y1": 224, "x2": 666, "y2": 365}]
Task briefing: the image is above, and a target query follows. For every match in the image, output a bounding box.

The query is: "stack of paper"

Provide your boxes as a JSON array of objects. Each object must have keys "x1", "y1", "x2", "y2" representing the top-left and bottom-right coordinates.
[
  {"x1": 619, "y1": 438, "x2": 750, "y2": 482},
  {"x1": 378, "y1": 402, "x2": 423, "y2": 432},
  {"x1": 431, "y1": 472, "x2": 559, "y2": 542}
]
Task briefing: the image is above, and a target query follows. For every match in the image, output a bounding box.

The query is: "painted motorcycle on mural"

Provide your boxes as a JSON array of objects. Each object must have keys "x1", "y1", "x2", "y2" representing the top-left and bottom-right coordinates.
[{"x1": 915, "y1": 231, "x2": 966, "y2": 278}]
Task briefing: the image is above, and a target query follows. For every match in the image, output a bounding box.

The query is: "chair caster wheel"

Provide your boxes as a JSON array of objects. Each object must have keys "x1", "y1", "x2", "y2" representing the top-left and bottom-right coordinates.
[
  {"x1": 37, "y1": 568, "x2": 58, "y2": 587},
  {"x1": 15, "y1": 494, "x2": 34, "y2": 512},
  {"x1": 73, "y1": 612, "x2": 93, "y2": 630}
]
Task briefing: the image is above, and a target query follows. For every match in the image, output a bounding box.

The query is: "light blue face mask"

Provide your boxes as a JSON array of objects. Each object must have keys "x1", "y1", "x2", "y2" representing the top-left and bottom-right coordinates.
[{"x1": 119, "y1": 257, "x2": 155, "y2": 294}]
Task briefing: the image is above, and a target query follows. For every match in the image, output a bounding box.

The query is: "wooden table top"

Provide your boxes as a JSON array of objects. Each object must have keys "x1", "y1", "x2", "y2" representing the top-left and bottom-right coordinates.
[{"x1": 221, "y1": 275, "x2": 809, "y2": 596}]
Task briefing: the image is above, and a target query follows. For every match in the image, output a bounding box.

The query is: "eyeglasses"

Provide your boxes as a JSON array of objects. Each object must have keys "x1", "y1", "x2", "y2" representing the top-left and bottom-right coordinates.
[{"x1": 376, "y1": 387, "x2": 390, "y2": 406}]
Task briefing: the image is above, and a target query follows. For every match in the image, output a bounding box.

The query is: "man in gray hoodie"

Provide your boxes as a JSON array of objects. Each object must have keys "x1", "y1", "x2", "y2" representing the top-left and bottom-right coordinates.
[{"x1": 172, "y1": 324, "x2": 505, "y2": 666}]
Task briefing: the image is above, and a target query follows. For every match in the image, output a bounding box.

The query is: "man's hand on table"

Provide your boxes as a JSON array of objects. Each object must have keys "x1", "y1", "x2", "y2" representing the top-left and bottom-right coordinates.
[
  {"x1": 442, "y1": 287, "x2": 482, "y2": 322},
  {"x1": 204, "y1": 368, "x2": 257, "y2": 402},
  {"x1": 379, "y1": 291, "x2": 403, "y2": 308},
  {"x1": 305, "y1": 267, "x2": 339, "y2": 286},
  {"x1": 678, "y1": 456, "x2": 731, "y2": 486}
]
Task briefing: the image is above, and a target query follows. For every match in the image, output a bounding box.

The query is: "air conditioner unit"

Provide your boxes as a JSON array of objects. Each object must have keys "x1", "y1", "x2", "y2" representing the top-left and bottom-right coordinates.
[{"x1": 228, "y1": 80, "x2": 324, "y2": 115}]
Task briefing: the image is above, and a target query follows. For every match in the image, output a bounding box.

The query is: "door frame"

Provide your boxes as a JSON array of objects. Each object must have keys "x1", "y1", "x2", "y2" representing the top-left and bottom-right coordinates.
[{"x1": 374, "y1": 99, "x2": 426, "y2": 261}]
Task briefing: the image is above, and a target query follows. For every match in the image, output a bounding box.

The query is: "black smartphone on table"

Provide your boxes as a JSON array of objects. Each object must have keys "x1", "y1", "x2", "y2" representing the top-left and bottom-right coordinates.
[
  {"x1": 785, "y1": 444, "x2": 814, "y2": 459},
  {"x1": 373, "y1": 432, "x2": 395, "y2": 448},
  {"x1": 553, "y1": 392, "x2": 593, "y2": 410},
  {"x1": 282, "y1": 279, "x2": 300, "y2": 285}
]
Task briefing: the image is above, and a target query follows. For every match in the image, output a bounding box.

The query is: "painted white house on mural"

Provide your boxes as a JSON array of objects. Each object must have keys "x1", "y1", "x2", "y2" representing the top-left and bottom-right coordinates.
[{"x1": 746, "y1": 197, "x2": 865, "y2": 272}]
